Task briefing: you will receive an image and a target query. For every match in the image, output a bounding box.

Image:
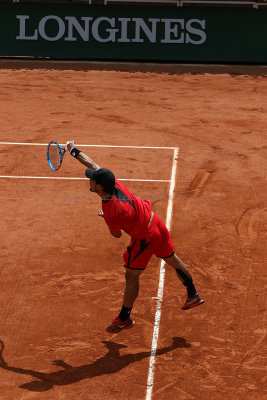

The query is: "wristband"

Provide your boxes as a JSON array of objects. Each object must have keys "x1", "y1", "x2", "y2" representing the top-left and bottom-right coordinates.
[{"x1": 70, "y1": 147, "x2": 81, "y2": 158}]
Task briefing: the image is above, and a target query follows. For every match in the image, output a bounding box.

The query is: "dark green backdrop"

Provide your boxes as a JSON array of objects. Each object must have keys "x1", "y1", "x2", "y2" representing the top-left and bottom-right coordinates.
[{"x1": 0, "y1": 4, "x2": 266, "y2": 62}]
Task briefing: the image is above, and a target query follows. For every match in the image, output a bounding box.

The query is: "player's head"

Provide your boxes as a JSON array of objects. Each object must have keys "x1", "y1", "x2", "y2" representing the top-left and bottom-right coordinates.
[{"x1": 85, "y1": 168, "x2": 115, "y2": 195}]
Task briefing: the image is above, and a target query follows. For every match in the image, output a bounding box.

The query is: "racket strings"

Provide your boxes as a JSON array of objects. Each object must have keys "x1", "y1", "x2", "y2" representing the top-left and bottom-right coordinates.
[{"x1": 49, "y1": 144, "x2": 61, "y2": 169}]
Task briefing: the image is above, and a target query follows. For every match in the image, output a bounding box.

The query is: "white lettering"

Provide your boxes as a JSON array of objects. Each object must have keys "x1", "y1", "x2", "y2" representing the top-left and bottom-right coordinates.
[
  {"x1": 117, "y1": 18, "x2": 131, "y2": 43},
  {"x1": 132, "y1": 18, "x2": 160, "y2": 43},
  {"x1": 65, "y1": 16, "x2": 93, "y2": 41},
  {"x1": 39, "y1": 16, "x2": 65, "y2": 41},
  {"x1": 161, "y1": 19, "x2": 184, "y2": 43},
  {"x1": 16, "y1": 15, "x2": 38, "y2": 40},
  {"x1": 15, "y1": 15, "x2": 207, "y2": 46},
  {"x1": 92, "y1": 17, "x2": 118, "y2": 42},
  {"x1": 186, "y1": 19, "x2": 206, "y2": 45}
]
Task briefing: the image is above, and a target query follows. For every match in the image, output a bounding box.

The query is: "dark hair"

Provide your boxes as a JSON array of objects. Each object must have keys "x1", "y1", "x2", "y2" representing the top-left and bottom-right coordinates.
[{"x1": 98, "y1": 178, "x2": 115, "y2": 194}]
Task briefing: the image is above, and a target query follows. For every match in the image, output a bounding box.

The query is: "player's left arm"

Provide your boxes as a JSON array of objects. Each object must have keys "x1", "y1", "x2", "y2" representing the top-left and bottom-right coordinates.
[{"x1": 98, "y1": 210, "x2": 122, "y2": 238}]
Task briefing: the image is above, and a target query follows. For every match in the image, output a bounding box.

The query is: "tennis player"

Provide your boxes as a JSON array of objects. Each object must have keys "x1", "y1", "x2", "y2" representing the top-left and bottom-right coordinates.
[{"x1": 66, "y1": 141, "x2": 204, "y2": 333}]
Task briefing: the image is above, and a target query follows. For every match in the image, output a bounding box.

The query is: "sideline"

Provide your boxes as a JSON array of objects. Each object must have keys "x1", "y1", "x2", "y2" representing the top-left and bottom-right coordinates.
[{"x1": 146, "y1": 147, "x2": 179, "y2": 400}]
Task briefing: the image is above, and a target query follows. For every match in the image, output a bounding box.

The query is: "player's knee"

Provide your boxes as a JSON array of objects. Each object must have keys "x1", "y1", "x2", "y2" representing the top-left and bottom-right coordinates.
[
  {"x1": 163, "y1": 253, "x2": 181, "y2": 269},
  {"x1": 163, "y1": 253, "x2": 175, "y2": 264},
  {"x1": 125, "y1": 268, "x2": 143, "y2": 283},
  {"x1": 125, "y1": 270, "x2": 137, "y2": 283}
]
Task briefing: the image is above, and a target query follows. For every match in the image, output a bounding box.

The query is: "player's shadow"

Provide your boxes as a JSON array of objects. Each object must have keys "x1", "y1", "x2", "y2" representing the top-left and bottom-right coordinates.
[{"x1": 0, "y1": 337, "x2": 190, "y2": 392}]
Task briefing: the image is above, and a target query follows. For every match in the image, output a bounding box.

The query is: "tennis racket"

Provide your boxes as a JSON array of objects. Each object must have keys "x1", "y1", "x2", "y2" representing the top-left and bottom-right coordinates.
[{"x1": 47, "y1": 141, "x2": 66, "y2": 171}]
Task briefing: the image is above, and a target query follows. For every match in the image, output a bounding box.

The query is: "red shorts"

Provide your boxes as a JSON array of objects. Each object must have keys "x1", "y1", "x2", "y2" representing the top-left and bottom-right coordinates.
[{"x1": 123, "y1": 213, "x2": 175, "y2": 270}]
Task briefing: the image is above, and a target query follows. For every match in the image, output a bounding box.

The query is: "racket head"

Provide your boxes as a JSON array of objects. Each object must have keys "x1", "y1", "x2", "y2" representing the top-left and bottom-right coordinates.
[{"x1": 47, "y1": 141, "x2": 66, "y2": 171}]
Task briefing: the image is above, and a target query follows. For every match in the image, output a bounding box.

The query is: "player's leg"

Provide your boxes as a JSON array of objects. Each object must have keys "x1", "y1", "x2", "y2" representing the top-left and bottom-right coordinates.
[
  {"x1": 152, "y1": 213, "x2": 204, "y2": 310},
  {"x1": 122, "y1": 268, "x2": 144, "y2": 309},
  {"x1": 163, "y1": 253, "x2": 204, "y2": 310},
  {"x1": 163, "y1": 253, "x2": 196, "y2": 296},
  {"x1": 106, "y1": 237, "x2": 151, "y2": 333},
  {"x1": 106, "y1": 269, "x2": 144, "y2": 333},
  {"x1": 121, "y1": 238, "x2": 154, "y2": 319}
]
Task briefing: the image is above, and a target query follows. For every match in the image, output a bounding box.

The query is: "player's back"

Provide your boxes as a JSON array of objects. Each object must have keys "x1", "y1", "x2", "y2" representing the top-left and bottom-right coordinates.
[{"x1": 102, "y1": 179, "x2": 152, "y2": 239}]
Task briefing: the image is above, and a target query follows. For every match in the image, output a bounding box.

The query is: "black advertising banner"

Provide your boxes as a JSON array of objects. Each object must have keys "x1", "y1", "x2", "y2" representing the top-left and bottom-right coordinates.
[{"x1": 0, "y1": 3, "x2": 267, "y2": 62}]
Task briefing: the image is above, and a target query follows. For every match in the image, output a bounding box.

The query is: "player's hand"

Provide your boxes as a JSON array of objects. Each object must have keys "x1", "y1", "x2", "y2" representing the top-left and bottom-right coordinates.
[
  {"x1": 66, "y1": 140, "x2": 76, "y2": 152},
  {"x1": 98, "y1": 209, "x2": 104, "y2": 218}
]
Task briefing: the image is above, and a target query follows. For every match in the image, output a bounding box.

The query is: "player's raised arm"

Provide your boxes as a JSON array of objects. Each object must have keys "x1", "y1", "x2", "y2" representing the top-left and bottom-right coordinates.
[{"x1": 66, "y1": 140, "x2": 100, "y2": 170}]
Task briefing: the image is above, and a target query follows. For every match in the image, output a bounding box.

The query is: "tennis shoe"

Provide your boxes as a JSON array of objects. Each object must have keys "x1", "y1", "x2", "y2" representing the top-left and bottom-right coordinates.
[
  {"x1": 182, "y1": 293, "x2": 204, "y2": 310},
  {"x1": 106, "y1": 314, "x2": 135, "y2": 333}
]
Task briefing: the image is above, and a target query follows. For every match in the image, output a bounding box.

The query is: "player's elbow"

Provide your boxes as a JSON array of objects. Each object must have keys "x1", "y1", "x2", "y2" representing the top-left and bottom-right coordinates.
[{"x1": 110, "y1": 230, "x2": 122, "y2": 238}]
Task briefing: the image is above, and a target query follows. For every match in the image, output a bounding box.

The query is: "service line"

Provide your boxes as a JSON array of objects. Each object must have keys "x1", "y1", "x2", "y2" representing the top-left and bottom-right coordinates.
[
  {"x1": 0, "y1": 175, "x2": 170, "y2": 183},
  {"x1": 0, "y1": 142, "x2": 176, "y2": 150},
  {"x1": 146, "y1": 147, "x2": 179, "y2": 400}
]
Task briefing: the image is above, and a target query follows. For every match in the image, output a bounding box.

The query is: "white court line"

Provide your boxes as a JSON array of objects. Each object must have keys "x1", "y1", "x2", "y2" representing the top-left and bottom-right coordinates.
[
  {"x1": 0, "y1": 175, "x2": 170, "y2": 182},
  {"x1": 0, "y1": 142, "x2": 176, "y2": 150},
  {"x1": 146, "y1": 147, "x2": 179, "y2": 400}
]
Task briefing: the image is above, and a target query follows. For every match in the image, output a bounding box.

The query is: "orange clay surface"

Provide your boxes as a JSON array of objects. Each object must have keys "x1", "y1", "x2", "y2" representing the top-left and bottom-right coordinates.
[{"x1": 0, "y1": 60, "x2": 266, "y2": 400}]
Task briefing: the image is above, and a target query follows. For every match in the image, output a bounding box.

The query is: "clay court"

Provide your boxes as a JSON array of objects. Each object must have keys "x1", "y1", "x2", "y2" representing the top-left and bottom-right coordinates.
[{"x1": 0, "y1": 60, "x2": 266, "y2": 399}]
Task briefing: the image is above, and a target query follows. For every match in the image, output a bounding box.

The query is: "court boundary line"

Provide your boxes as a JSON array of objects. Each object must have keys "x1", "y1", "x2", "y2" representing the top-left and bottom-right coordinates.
[
  {"x1": 0, "y1": 142, "x2": 176, "y2": 150},
  {"x1": 146, "y1": 147, "x2": 179, "y2": 400},
  {"x1": 0, "y1": 175, "x2": 170, "y2": 183}
]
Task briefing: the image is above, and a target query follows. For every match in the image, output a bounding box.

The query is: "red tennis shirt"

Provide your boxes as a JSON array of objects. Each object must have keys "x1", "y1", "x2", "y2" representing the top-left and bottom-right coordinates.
[{"x1": 102, "y1": 179, "x2": 152, "y2": 239}]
